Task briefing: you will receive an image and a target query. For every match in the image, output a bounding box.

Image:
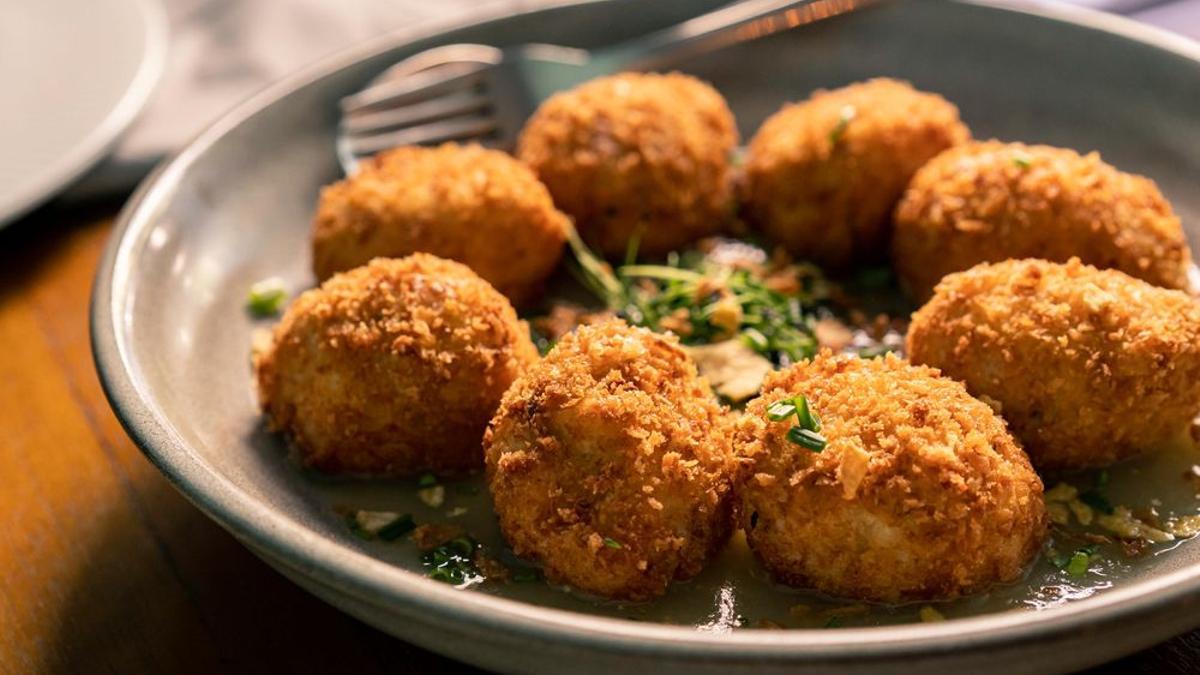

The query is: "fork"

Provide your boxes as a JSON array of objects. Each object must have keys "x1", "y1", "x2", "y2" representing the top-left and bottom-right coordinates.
[{"x1": 337, "y1": 0, "x2": 874, "y2": 173}]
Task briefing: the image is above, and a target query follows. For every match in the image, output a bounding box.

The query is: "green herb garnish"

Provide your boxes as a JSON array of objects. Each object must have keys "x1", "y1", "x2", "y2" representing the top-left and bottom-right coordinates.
[
  {"x1": 1012, "y1": 153, "x2": 1033, "y2": 169},
  {"x1": 531, "y1": 326, "x2": 555, "y2": 356},
  {"x1": 787, "y1": 427, "x2": 828, "y2": 452},
  {"x1": 768, "y1": 395, "x2": 827, "y2": 452},
  {"x1": 346, "y1": 510, "x2": 414, "y2": 541},
  {"x1": 766, "y1": 399, "x2": 798, "y2": 421},
  {"x1": 423, "y1": 536, "x2": 481, "y2": 585},
  {"x1": 1052, "y1": 544, "x2": 1098, "y2": 577},
  {"x1": 377, "y1": 513, "x2": 416, "y2": 541},
  {"x1": 823, "y1": 616, "x2": 844, "y2": 629},
  {"x1": 566, "y1": 225, "x2": 830, "y2": 367},
  {"x1": 1065, "y1": 551, "x2": 1091, "y2": 577},
  {"x1": 246, "y1": 277, "x2": 288, "y2": 317},
  {"x1": 417, "y1": 473, "x2": 438, "y2": 488},
  {"x1": 829, "y1": 105, "x2": 857, "y2": 145},
  {"x1": 603, "y1": 537, "x2": 623, "y2": 550}
]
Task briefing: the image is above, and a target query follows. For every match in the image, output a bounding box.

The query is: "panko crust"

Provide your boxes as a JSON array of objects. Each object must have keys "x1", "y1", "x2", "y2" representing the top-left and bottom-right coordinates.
[
  {"x1": 311, "y1": 143, "x2": 569, "y2": 307},
  {"x1": 742, "y1": 78, "x2": 969, "y2": 270},
  {"x1": 893, "y1": 140, "x2": 1192, "y2": 301},
  {"x1": 516, "y1": 72, "x2": 738, "y2": 258},
  {"x1": 484, "y1": 319, "x2": 738, "y2": 600},
  {"x1": 907, "y1": 258, "x2": 1200, "y2": 470},
  {"x1": 736, "y1": 352, "x2": 1046, "y2": 603},
  {"x1": 255, "y1": 254, "x2": 538, "y2": 476}
]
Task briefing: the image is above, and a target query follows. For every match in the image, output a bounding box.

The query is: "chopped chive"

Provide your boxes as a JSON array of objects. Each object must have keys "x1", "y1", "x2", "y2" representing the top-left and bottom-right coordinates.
[
  {"x1": 246, "y1": 277, "x2": 288, "y2": 317},
  {"x1": 823, "y1": 616, "x2": 843, "y2": 629},
  {"x1": 795, "y1": 396, "x2": 821, "y2": 433},
  {"x1": 422, "y1": 537, "x2": 480, "y2": 585},
  {"x1": 741, "y1": 328, "x2": 769, "y2": 352},
  {"x1": 377, "y1": 513, "x2": 416, "y2": 541},
  {"x1": 767, "y1": 399, "x2": 798, "y2": 421},
  {"x1": 417, "y1": 473, "x2": 438, "y2": 488},
  {"x1": 1012, "y1": 153, "x2": 1033, "y2": 169},
  {"x1": 829, "y1": 105, "x2": 857, "y2": 145},
  {"x1": 603, "y1": 537, "x2": 623, "y2": 549},
  {"x1": 1066, "y1": 551, "x2": 1091, "y2": 577},
  {"x1": 787, "y1": 426, "x2": 827, "y2": 452}
]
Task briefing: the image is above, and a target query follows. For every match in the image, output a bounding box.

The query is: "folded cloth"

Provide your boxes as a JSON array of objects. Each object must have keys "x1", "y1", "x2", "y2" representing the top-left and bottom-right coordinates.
[{"x1": 63, "y1": 0, "x2": 1200, "y2": 200}]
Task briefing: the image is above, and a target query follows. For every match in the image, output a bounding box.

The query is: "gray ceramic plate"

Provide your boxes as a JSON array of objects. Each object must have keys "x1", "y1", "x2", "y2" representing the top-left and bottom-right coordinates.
[{"x1": 92, "y1": 1, "x2": 1200, "y2": 672}]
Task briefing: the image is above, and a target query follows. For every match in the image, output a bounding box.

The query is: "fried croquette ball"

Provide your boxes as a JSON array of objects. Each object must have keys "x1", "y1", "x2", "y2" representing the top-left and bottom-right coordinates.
[
  {"x1": 742, "y1": 78, "x2": 969, "y2": 270},
  {"x1": 907, "y1": 258, "x2": 1200, "y2": 470},
  {"x1": 311, "y1": 143, "x2": 569, "y2": 306},
  {"x1": 893, "y1": 141, "x2": 1193, "y2": 301},
  {"x1": 516, "y1": 72, "x2": 738, "y2": 258},
  {"x1": 736, "y1": 352, "x2": 1046, "y2": 603},
  {"x1": 255, "y1": 254, "x2": 538, "y2": 475},
  {"x1": 484, "y1": 319, "x2": 738, "y2": 600}
]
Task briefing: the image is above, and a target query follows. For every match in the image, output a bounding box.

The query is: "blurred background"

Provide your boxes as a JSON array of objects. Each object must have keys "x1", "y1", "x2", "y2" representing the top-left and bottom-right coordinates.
[
  {"x1": 2, "y1": 0, "x2": 1197, "y2": 219},
  {"x1": 68, "y1": 0, "x2": 1200, "y2": 201}
]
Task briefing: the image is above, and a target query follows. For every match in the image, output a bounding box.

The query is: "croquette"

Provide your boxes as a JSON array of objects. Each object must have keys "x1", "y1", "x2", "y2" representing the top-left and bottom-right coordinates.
[
  {"x1": 516, "y1": 72, "x2": 738, "y2": 258},
  {"x1": 312, "y1": 143, "x2": 570, "y2": 306},
  {"x1": 484, "y1": 319, "x2": 738, "y2": 600},
  {"x1": 742, "y1": 78, "x2": 969, "y2": 270},
  {"x1": 735, "y1": 352, "x2": 1046, "y2": 603},
  {"x1": 907, "y1": 258, "x2": 1200, "y2": 470},
  {"x1": 893, "y1": 141, "x2": 1193, "y2": 301},
  {"x1": 255, "y1": 254, "x2": 538, "y2": 475}
]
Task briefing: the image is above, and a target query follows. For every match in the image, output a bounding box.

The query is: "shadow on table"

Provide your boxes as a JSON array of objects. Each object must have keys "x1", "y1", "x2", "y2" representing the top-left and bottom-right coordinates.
[{"x1": 0, "y1": 198, "x2": 124, "y2": 303}]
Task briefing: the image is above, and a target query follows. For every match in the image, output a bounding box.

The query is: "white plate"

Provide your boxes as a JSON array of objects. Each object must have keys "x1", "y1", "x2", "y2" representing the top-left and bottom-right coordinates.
[{"x1": 0, "y1": 0, "x2": 166, "y2": 227}]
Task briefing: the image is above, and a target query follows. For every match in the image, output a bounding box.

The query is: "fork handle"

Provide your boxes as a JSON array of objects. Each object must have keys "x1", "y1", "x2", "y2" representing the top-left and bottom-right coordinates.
[{"x1": 593, "y1": 0, "x2": 873, "y2": 72}]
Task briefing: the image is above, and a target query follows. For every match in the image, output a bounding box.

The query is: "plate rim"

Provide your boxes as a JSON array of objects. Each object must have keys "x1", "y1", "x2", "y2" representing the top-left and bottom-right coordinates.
[
  {"x1": 91, "y1": 0, "x2": 1200, "y2": 666},
  {"x1": 0, "y1": 0, "x2": 168, "y2": 228}
]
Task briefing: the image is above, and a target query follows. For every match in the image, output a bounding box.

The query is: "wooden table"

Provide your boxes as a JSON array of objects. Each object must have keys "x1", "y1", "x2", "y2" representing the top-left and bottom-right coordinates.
[{"x1": 1, "y1": 202, "x2": 1196, "y2": 674}]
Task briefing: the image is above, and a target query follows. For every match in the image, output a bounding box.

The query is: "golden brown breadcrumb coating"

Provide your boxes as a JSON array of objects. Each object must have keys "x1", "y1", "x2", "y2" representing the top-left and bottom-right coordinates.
[
  {"x1": 516, "y1": 72, "x2": 738, "y2": 258},
  {"x1": 742, "y1": 78, "x2": 969, "y2": 270},
  {"x1": 311, "y1": 143, "x2": 569, "y2": 306},
  {"x1": 256, "y1": 254, "x2": 538, "y2": 475},
  {"x1": 735, "y1": 352, "x2": 1046, "y2": 603},
  {"x1": 907, "y1": 258, "x2": 1200, "y2": 470},
  {"x1": 484, "y1": 319, "x2": 737, "y2": 600},
  {"x1": 893, "y1": 140, "x2": 1192, "y2": 301}
]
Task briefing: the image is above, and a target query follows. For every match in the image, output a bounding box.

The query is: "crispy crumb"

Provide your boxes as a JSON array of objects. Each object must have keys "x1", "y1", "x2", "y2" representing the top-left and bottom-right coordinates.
[
  {"x1": 255, "y1": 255, "x2": 538, "y2": 476},
  {"x1": 517, "y1": 72, "x2": 738, "y2": 257},
  {"x1": 485, "y1": 319, "x2": 737, "y2": 601},
  {"x1": 736, "y1": 351, "x2": 1046, "y2": 602},
  {"x1": 894, "y1": 141, "x2": 1192, "y2": 300},
  {"x1": 743, "y1": 78, "x2": 968, "y2": 270},
  {"x1": 312, "y1": 143, "x2": 568, "y2": 306},
  {"x1": 908, "y1": 258, "x2": 1200, "y2": 469}
]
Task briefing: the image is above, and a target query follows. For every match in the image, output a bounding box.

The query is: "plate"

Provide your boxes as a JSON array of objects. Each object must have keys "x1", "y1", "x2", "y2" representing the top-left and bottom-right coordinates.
[
  {"x1": 0, "y1": 0, "x2": 166, "y2": 227},
  {"x1": 91, "y1": 1, "x2": 1200, "y2": 672}
]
